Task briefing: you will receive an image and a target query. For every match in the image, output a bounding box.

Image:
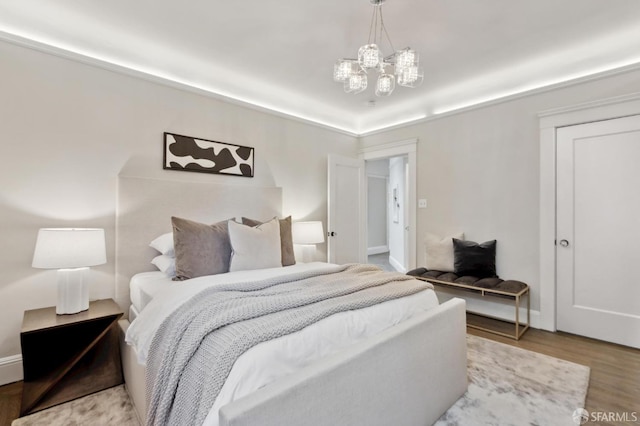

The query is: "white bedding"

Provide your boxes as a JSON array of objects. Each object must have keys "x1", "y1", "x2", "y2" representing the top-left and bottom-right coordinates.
[
  {"x1": 129, "y1": 271, "x2": 173, "y2": 319},
  {"x1": 125, "y1": 262, "x2": 439, "y2": 426}
]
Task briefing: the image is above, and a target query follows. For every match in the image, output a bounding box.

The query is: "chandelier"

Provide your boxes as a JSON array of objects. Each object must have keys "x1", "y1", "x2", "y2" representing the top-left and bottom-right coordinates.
[{"x1": 333, "y1": 0, "x2": 423, "y2": 96}]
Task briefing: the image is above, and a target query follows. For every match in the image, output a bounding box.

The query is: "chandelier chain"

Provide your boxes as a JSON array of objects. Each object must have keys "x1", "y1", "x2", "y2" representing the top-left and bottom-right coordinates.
[
  {"x1": 379, "y1": 11, "x2": 395, "y2": 55},
  {"x1": 367, "y1": 6, "x2": 377, "y2": 44}
]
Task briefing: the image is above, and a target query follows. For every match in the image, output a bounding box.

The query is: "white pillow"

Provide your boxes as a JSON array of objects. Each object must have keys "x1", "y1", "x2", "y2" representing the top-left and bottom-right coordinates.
[
  {"x1": 151, "y1": 254, "x2": 176, "y2": 277},
  {"x1": 228, "y1": 218, "x2": 282, "y2": 272},
  {"x1": 149, "y1": 232, "x2": 174, "y2": 257},
  {"x1": 424, "y1": 232, "x2": 464, "y2": 272}
]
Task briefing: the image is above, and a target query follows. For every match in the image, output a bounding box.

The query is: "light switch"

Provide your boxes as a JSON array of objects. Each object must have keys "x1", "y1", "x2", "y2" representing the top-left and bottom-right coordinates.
[{"x1": 418, "y1": 199, "x2": 427, "y2": 208}]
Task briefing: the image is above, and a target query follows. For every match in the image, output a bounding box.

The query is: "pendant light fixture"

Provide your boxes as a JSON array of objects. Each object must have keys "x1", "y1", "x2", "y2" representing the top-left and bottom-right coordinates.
[{"x1": 333, "y1": 0, "x2": 423, "y2": 96}]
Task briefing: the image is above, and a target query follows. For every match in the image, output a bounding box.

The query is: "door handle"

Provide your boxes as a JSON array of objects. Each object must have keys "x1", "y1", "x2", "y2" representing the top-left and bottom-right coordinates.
[{"x1": 559, "y1": 239, "x2": 569, "y2": 247}]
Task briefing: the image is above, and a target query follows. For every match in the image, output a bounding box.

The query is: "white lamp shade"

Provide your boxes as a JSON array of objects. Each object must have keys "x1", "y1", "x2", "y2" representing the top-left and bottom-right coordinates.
[
  {"x1": 32, "y1": 228, "x2": 107, "y2": 269},
  {"x1": 292, "y1": 221, "x2": 325, "y2": 245}
]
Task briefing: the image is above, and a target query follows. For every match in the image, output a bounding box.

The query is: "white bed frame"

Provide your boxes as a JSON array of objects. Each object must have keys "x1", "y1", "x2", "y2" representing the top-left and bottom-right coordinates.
[{"x1": 116, "y1": 176, "x2": 468, "y2": 426}]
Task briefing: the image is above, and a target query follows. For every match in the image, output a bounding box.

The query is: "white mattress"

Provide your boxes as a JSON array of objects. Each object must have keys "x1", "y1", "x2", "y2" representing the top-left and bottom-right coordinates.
[
  {"x1": 125, "y1": 263, "x2": 439, "y2": 426},
  {"x1": 129, "y1": 271, "x2": 173, "y2": 319}
]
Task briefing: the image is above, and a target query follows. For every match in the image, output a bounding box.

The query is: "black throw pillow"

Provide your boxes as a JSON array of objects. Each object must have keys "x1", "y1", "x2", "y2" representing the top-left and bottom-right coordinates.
[{"x1": 453, "y1": 238, "x2": 497, "y2": 278}]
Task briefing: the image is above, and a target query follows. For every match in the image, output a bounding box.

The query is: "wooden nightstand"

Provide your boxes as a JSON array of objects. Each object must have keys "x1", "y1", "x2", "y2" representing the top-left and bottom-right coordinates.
[{"x1": 19, "y1": 299, "x2": 124, "y2": 416}]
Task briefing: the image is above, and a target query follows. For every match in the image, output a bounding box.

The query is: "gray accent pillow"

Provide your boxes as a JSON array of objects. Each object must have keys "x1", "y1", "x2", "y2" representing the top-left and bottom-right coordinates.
[
  {"x1": 242, "y1": 216, "x2": 295, "y2": 266},
  {"x1": 171, "y1": 216, "x2": 231, "y2": 280}
]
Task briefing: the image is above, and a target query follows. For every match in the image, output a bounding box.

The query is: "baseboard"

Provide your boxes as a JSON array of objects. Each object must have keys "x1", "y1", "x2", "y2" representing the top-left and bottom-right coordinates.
[
  {"x1": 435, "y1": 288, "x2": 541, "y2": 329},
  {"x1": 388, "y1": 255, "x2": 406, "y2": 273},
  {"x1": 0, "y1": 354, "x2": 23, "y2": 386},
  {"x1": 367, "y1": 246, "x2": 389, "y2": 256}
]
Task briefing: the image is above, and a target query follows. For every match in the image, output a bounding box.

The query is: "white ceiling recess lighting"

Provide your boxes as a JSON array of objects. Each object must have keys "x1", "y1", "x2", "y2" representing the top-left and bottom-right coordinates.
[
  {"x1": 433, "y1": 58, "x2": 640, "y2": 116},
  {"x1": 0, "y1": 28, "x2": 359, "y2": 135},
  {"x1": 358, "y1": 113, "x2": 428, "y2": 135},
  {"x1": 4, "y1": 2, "x2": 640, "y2": 136},
  {"x1": 333, "y1": 0, "x2": 423, "y2": 97}
]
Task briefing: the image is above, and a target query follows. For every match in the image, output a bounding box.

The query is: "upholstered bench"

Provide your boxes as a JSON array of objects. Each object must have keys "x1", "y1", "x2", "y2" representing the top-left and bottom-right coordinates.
[{"x1": 407, "y1": 267, "x2": 530, "y2": 340}]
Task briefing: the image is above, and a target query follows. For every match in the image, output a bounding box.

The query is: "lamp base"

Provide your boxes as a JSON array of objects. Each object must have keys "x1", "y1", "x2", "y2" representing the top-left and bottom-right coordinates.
[
  {"x1": 300, "y1": 245, "x2": 317, "y2": 263},
  {"x1": 57, "y1": 268, "x2": 89, "y2": 315}
]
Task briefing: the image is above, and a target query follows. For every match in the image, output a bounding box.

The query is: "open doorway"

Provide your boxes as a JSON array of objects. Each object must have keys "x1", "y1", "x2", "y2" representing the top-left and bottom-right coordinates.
[{"x1": 366, "y1": 155, "x2": 408, "y2": 272}]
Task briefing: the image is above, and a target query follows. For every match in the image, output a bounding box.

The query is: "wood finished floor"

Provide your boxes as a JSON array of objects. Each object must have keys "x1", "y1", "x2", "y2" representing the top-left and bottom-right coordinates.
[
  {"x1": 0, "y1": 381, "x2": 22, "y2": 426},
  {"x1": 1, "y1": 328, "x2": 638, "y2": 426}
]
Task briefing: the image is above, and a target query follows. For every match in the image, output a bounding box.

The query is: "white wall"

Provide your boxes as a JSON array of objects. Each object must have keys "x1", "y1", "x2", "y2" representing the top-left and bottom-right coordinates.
[
  {"x1": 360, "y1": 68, "x2": 640, "y2": 319},
  {"x1": 0, "y1": 40, "x2": 358, "y2": 374},
  {"x1": 366, "y1": 159, "x2": 389, "y2": 252},
  {"x1": 365, "y1": 158, "x2": 389, "y2": 176},
  {"x1": 367, "y1": 177, "x2": 387, "y2": 251},
  {"x1": 388, "y1": 156, "x2": 407, "y2": 271}
]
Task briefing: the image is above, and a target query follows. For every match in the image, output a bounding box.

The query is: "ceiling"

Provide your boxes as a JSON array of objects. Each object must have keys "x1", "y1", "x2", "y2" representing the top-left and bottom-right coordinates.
[{"x1": 2, "y1": 1, "x2": 640, "y2": 135}]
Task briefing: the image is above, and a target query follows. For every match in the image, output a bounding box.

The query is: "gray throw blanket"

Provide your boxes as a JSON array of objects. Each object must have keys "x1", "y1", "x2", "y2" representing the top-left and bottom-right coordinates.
[{"x1": 145, "y1": 263, "x2": 433, "y2": 426}]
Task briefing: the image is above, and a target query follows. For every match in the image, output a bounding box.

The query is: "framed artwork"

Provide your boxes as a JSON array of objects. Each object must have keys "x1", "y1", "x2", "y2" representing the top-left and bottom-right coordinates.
[{"x1": 163, "y1": 132, "x2": 254, "y2": 177}]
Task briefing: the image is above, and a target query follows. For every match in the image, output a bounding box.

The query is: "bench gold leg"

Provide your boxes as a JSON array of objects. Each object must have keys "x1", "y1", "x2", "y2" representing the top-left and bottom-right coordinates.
[
  {"x1": 514, "y1": 289, "x2": 531, "y2": 340},
  {"x1": 515, "y1": 295, "x2": 520, "y2": 339}
]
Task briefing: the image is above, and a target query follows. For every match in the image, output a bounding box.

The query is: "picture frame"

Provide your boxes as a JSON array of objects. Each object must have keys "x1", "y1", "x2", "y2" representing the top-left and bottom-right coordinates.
[{"x1": 163, "y1": 132, "x2": 254, "y2": 178}]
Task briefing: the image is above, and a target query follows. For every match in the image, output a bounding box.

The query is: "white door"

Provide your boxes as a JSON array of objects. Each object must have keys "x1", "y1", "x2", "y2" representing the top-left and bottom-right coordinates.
[
  {"x1": 387, "y1": 156, "x2": 407, "y2": 272},
  {"x1": 327, "y1": 155, "x2": 364, "y2": 264},
  {"x1": 556, "y1": 115, "x2": 640, "y2": 348}
]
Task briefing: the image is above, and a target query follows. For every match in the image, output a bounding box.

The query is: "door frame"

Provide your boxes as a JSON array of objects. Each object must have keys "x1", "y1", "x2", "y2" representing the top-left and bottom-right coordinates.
[
  {"x1": 359, "y1": 138, "x2": 417, "y2": 271},
  {"x1": 538, "y1": 92, "x2": 640, "y2": 331}
]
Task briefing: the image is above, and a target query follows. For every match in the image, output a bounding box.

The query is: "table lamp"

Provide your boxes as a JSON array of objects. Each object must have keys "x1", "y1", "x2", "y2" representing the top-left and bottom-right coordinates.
[
  {"x1": 292, "y1": 221, "x2": 325, "y2": 263},
  {"x1": 32, "y1": 228, "x2": 106, "y2": 315}
]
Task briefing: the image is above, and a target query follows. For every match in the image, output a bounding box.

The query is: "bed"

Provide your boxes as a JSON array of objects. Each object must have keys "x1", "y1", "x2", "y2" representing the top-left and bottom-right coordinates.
[{"x1": 116, "y1": 176, "x2": 468, "y2": 426}]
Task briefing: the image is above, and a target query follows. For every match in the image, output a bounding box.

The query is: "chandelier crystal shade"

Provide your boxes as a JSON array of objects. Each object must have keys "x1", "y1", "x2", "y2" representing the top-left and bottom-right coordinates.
[{"x1": 333, "y1": 0, "x2": 423, "y2": 97}]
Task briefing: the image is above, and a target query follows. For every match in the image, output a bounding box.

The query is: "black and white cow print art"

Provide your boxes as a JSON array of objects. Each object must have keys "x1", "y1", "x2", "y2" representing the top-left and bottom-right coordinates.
[{"x1": 163, "y1": 133, "x2": 254, "y2": 177}]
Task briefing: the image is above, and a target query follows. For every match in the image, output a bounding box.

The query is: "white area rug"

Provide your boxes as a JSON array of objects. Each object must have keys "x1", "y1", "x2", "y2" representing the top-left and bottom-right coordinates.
[
  {"x1": 435, "y1": 334, "x2": 590, "y2": 426},
  {"x1": 12, "y1": 335, "x2": 589, "y2": 426}
]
